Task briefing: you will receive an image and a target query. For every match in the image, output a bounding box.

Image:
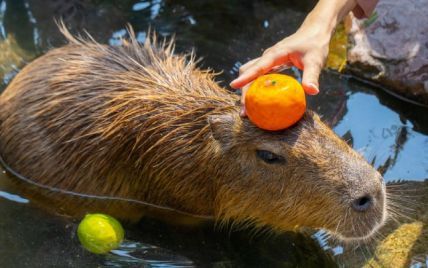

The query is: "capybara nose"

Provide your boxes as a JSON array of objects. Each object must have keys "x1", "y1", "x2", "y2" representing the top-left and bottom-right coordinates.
[{"x1": 351, "y1": 195, "x2": 373, "y2": 212}]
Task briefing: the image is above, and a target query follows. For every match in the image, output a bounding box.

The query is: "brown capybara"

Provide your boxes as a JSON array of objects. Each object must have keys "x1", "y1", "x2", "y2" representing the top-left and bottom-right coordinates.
[{"x1": 0, "y1": 26, "x2": 386, "y2": 240}]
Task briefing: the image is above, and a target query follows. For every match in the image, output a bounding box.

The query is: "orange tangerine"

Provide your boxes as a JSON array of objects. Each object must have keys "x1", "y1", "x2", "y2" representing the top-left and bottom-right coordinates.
[{"x1": 245, "y1": 74, "x2": 306, "y2": 131}]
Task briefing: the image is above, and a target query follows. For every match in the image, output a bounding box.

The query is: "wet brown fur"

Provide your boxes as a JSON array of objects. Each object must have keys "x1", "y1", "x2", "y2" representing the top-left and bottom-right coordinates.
[{"x1": 0, "y1": 26, "x2": 386, "y2": 239}]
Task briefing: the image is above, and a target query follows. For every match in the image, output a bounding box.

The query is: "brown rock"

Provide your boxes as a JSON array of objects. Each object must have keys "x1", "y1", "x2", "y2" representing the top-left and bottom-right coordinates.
[{"x1": 346, "y1": 0, "x2": 428, "y2": 106}]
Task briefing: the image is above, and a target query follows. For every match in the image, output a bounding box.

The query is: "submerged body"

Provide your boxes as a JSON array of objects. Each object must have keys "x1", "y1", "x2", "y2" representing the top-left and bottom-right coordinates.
[{"x1": 0, "y1": 28, "x2": 386, "y2": 239}]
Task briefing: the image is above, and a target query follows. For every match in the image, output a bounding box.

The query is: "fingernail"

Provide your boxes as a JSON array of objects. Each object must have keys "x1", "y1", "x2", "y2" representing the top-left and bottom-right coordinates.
[
  {"x1": 306, "y1": 83, "x2": 319, "y2": 95},
  {"x1": 240, "y1": 106, "x2": 246, "y2": 117},
  {"x1": 230, "y1": 79, "x2": 238, "y2": 88}
]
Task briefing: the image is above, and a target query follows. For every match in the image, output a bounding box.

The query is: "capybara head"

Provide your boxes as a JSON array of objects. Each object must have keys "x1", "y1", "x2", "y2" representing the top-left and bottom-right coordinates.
[
  {"x1": 208, "y1": 110, "x2": 386, "y2": 240},
  {"x1": 0, "y1": 25, "x2": 386, "y2": 240}
]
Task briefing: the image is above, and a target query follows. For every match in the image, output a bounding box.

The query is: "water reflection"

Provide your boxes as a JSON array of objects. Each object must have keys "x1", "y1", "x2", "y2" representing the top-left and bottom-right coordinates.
[
  {"x1": 0, "y1": 189, "x2": 29, "y2": 203},
  {"x1": 333, "y1": 90, "x2": 428, "y2": 180},
  {"x1": 107, "y1": 241, "x2": 195, "y2": 267}
]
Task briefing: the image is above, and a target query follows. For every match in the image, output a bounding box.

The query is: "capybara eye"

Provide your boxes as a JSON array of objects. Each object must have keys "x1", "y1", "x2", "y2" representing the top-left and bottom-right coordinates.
[{"x1": 256, "y1": 150, "x2": 285, "y2": 164}]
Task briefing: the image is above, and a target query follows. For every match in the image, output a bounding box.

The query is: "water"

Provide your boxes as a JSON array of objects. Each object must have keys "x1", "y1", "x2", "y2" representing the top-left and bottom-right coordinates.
[{"x1": 0, "y1": 0, "x2": 427, "y2": 267}]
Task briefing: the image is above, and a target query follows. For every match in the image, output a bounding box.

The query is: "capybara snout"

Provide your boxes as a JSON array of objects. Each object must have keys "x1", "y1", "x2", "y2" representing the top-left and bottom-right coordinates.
[{"x1": 0, "y1": 26, "x2": 386, "y2": 240}]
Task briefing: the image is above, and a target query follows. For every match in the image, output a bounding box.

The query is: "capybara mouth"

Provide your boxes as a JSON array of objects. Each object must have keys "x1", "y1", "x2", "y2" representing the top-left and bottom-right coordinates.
[
  {"x1": 284, "y1": 177, "x2": 388, "y2": 241},
  {"x1": 334, "y1": 212, "x2": 387, "y2": 241},
  {"x1": 328, "y1": 189, "x2": 387, "y2": 240},
  {"x1": 301, "y1": 206, "x2": 387, "y2": 241}
]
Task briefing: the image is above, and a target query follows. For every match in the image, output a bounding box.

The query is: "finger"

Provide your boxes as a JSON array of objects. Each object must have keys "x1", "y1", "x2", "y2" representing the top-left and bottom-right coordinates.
[
  {"x1": 230, "y1": 58, "x2": 259, "y2": 93},
  {"x1": 269, "y1": 62, "x2": 293, "y2": 73},
  {"x1": 239, "y1": 58, "x2": 259, "y2": 75},
  {"x1": 289, "y1": 52, "x2": 304, "y2": 70},
  {"x1": 239, "y1": 84, "x2": 251, "y2": 117},
  {"x1": 301, "y1": 59, "x2": 322, "y2": 95},
  {"x1": 230, "y1": 52, "x2": 284, "y2": 89}
]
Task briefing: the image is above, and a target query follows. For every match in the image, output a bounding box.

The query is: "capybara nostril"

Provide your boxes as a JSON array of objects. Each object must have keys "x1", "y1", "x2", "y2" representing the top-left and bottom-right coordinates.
[{"x1": 351, "y1": 195, "x2": 374, "y2": 212}]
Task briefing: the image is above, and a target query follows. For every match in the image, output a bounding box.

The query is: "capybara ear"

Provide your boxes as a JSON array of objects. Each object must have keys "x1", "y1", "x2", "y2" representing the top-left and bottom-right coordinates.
[{"x1": 208, "y1": 113, "x2": 236, "y2": 145}]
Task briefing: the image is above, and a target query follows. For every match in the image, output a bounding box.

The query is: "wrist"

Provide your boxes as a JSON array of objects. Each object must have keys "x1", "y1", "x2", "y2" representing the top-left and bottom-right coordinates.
[
  {"x1": 300, "y1": 14, "x2": 335, "y2": 41},
  {"x1": 297, "y1": 15, "x2": 334, "y2": 47},
  {"x1": 301, "y1": 0, "x2": 357, "y2": 36}
]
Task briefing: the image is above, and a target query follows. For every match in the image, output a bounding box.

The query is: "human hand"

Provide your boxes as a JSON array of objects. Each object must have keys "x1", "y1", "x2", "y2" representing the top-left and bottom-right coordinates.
[{"x1": 230, "y1": 24, "x2": 331, "y2": 116}]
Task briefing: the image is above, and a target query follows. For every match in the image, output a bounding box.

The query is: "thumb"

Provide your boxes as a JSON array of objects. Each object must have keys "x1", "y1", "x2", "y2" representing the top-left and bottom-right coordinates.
[
  {"x1": 239, "y1": 84, "x2": 251, "y2": 117},
  {"x1": 301, "y1": 59, "x2": 322, "y2": 95}
]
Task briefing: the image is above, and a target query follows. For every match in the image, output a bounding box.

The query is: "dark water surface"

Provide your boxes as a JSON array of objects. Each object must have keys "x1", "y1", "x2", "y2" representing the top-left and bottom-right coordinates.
[{"x1": 0, "y1": 0, "x2": 427, "y2": 267}]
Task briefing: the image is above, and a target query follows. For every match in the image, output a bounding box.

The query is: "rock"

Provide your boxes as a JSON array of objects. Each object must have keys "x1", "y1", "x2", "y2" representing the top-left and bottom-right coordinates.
[{"x1": 345, "y1": 0, "x2": 428, "y2": 106}]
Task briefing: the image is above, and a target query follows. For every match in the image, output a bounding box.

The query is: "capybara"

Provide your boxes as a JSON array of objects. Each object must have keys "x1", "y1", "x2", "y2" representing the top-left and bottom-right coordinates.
[{"x1": 0, "y1": 26, "x2": 386, "y2": 240}]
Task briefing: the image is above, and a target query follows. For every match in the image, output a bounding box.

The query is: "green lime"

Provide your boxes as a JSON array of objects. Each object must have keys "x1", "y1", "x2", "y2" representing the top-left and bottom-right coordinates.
[{"x1": 77, "y1": 213, "x2": 124, "y2": 254}]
